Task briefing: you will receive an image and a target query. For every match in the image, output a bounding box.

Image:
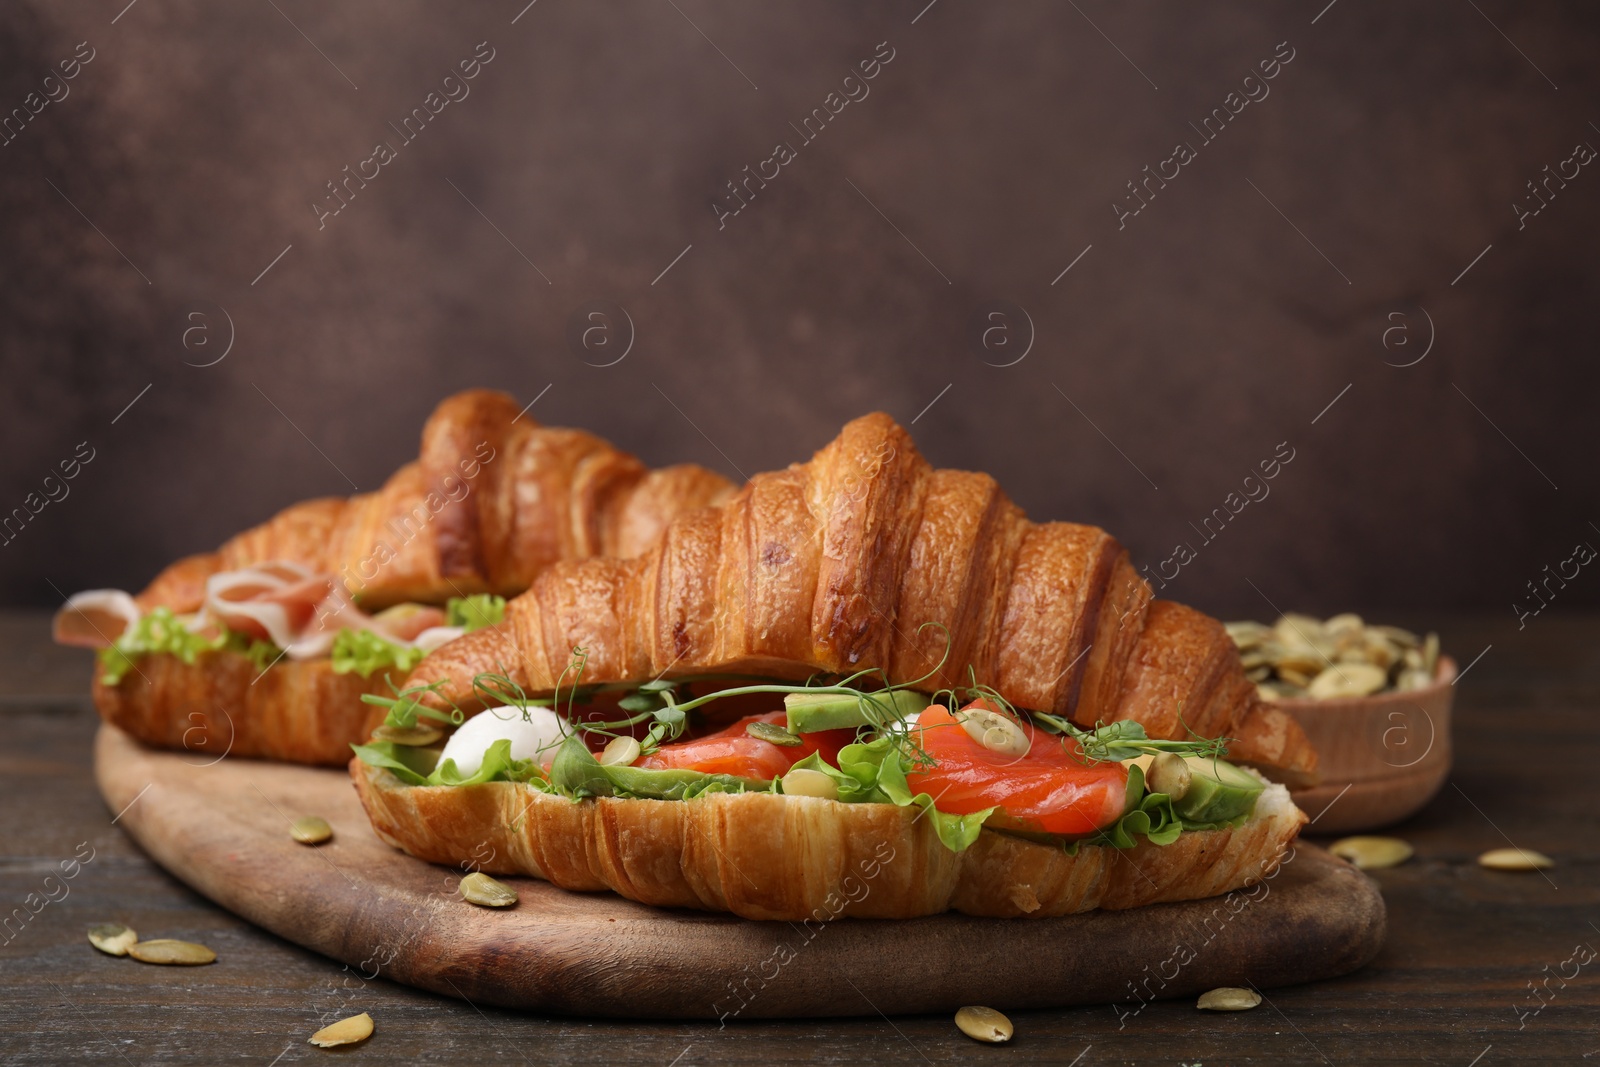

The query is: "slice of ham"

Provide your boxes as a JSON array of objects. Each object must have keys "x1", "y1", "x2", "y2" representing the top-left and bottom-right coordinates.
[
  {"x1": 53, "y1": 590, "x2": 142, "y2": 649},
  {"x1": 204, "y1": 565, "x2": 372, "y2": 660},
  {"x1": 55, "y1": 562, "x2": 472, "y2": 663}
]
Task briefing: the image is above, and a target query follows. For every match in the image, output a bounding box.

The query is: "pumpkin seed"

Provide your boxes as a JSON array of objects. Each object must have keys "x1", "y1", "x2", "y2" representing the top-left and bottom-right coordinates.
[
  {"x1": 954, "y1": 1005, "x2": 1013, "y2": 1043},
  {"x1": 460, "y1": 872, "x2": 518, "y2": 907},
  {"x1": 372, "y1": 722, "x2": 442, "y2": 746},
  {"x1": 1278, "y1": 665, "x2": 1315, "y2": 689},
  {"x1": 745, "y1": 720, "x2": 803, "y2": 747},
  {"x1": 1478, "y1": 847, "x2": 1553, "y2": 871},
  {"x1": 1197, "y1": 986, "x2": 1261, "y2": 1011},
  {"x1": 1376, "y1": 625, "x2": 1420, "y2": 648},
  {"x1": 1225, "y1": 620, "x2": 1272, "y2": 650},
  {"x1": 1307, "y1": 663, "x2": 1387, "y2": 700},
  {"x1": 127, "y1": 939, "x2": 216, "y2": 965},
  {"x1": 309, "y1": 1012, "x2": 374, "y2": 1048},
  {"x1": 1396, "y1": 668, "x2": 1434, "y2": 691},
  {"x1": 290, "y1": 816, "x2": 333, "y2": 845},
  {"x1": 599, "y1": 735, "x2": 642, "y2": 767},
  {"x1": 1330, "y1": 835, "x2": 1414, "y2": 870},
  {"x1": 780, "y1": 767, "x2": 839, "y2": 800},
  {"x1": 1146, "y1": 752, "x2": 1193, "y2": 801},
  {"x1": 1234, "y1": 615, "x2": 1441, "y2": 700},
  {"x1": 958, "y1": 708, "x2": 1030, "y2": 757},
  {"x1": 87, "y1": 923, "x2": 137, "y2": 957},
  {"x1": 1325, "y1": 612, "x2": 1364, "y2": 636}
]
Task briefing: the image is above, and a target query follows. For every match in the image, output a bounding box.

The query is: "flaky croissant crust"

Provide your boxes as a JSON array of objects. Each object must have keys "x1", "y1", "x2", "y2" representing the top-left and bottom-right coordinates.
[
  {"x1": 411, "y1": 412, "x2": 1317, "y2": 783},
  {"x1": 352, "y1": 760, "x2": 1307, "y2": 920}
]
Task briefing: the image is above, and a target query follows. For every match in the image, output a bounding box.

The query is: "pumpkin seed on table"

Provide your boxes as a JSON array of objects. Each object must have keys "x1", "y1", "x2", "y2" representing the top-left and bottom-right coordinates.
[
  {"x1": 1197, "y1": 986, "x2": 1261, "y2": 1011},
  {"x1": 309, "y1": 1012, "x2": 374, "y2": 1048},
  {"x1": 1478, "y1": 847, "x2": 1553, "y2": 871},
  {"x1": 1329, "y1": 835, "x2": 1414, "y2": 870},
  {"x1": 460, "y1": 872, "x2": 518, "y2": 907},
  {"x1": 127, "y1": 939, "x2": 216, "y2": 965},
  {"x1": 955, "y1": 1005, "x2": 1014, "y2": 1043},
  {"x1": 87, "y1": 923, "x2": 137, "y2": 957},
  {"x1": 372, "y1": 722, "x2": 442, "y2": 746},
  {"x1": 290, "y1": 816, "x2": 333, "y2": 845}
]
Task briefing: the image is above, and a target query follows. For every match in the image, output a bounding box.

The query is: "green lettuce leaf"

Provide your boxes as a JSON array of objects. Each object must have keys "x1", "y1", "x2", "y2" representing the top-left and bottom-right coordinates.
[
  {"x1": 329, "y1": 628, "x2": 425, "y2": 678},
  {"x1": 446, "y1": 594, "x2": 506, "y2": 632},
  {"x1": 788, "y1": 737, "x2": 995, "y2": 852},
  {"x1": 97, "y1": 608, "x2": 281, "y2": 686},
  {"x1": 547, "y1": 733, "x2": 760, "y2": 800},
  {"x1": 351, "y1": 738, "x2": 549, "y2": 788},
  {"x1": 1067, "y1": 763, "x2": 1252, "y2": 853}
]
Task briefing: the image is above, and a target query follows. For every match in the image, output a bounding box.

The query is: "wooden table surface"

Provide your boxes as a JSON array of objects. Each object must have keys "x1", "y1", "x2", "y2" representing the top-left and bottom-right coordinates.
[{"x1": 2, "y1": 609, "x2": 1596, "y2": 1065}]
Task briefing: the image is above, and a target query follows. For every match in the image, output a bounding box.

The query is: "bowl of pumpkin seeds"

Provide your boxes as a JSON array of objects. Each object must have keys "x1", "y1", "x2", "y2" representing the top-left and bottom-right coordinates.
[
  {"x1": 1226, "y1": 613, "x2": 1444, "y2": 702},
  {"x1": 1227, "y1": 613, "x2": 1455, "y2": 834}
]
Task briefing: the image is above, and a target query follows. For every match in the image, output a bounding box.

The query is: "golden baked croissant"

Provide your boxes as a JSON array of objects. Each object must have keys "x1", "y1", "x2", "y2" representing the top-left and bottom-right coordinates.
[
  {"x1": 354, "y1": 412, "x2": 1316, "y2": 921},
  {"x1": 64, "y1": 389, "x2": 734, "y2": 765},
  {"x1": 411, "y1": 412, "x2": 1317, "y2": 784}
]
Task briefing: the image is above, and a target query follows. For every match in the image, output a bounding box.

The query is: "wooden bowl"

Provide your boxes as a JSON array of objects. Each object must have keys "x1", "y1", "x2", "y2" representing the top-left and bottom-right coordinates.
[{"x1": 1275, "y1": 656, "x2": 1455, "y2": 834}]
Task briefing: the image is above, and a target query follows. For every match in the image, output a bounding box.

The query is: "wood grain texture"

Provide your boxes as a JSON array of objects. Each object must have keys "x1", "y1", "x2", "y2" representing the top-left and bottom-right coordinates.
[
  {"x1": 6, "y1": 610, "x2": 1599, "y2": 1066},
  {"x1": 93, "y1": 723, "x2": 1377, "y2": 1018}
]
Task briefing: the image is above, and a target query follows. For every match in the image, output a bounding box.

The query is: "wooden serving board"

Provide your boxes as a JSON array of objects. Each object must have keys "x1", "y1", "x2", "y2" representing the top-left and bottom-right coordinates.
[{"x1": 94, "y1": 724, "x2": 1386, "y2": 1019}]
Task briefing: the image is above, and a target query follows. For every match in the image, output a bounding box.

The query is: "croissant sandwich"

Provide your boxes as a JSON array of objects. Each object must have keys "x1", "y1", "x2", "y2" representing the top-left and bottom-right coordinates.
[
  {"x1": 53, "y1": 389, "x2": 733, "y2": 764},
  {"x1": 351, "y1": 413, "x2": 1316, "y2": 921}
]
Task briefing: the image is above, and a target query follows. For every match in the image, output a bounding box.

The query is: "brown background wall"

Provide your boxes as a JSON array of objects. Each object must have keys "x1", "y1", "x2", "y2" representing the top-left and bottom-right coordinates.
[{"x1": 2, "y1": 1, "x2": 1595, "y2": 621}]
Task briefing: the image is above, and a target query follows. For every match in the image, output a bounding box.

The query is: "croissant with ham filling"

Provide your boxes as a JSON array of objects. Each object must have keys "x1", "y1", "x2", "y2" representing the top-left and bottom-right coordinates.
[
  {"x1": 351, "y1": 413, "x2": 1316, "y2": 920},
  {"x1": 53, "y1": 390, "x2": 733, "y2": 765}
]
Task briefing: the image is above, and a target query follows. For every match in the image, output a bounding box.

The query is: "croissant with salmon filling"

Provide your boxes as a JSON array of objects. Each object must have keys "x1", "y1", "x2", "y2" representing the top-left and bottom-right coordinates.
[
  {"x1": 53, "y1": 389, "x2": 733, "y2": 765},
  {"x1": 351, "y1": 413, "x2": 1316, "y2": 919}
]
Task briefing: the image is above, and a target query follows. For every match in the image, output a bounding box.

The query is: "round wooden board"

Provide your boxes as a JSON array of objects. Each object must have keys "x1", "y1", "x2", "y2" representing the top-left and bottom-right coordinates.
[{"x1": 94, "y1": 724, "x2": 1386, "y2": 1019}]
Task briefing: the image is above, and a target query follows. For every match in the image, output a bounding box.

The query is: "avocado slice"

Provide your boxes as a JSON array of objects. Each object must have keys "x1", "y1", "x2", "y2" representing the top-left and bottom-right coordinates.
[
  {"x1": 783, "y1": 689, "x2": 931, "y2": 734},
  {"x1": 1152, "y1": 754, "x2": 1265, "y2": 823}
]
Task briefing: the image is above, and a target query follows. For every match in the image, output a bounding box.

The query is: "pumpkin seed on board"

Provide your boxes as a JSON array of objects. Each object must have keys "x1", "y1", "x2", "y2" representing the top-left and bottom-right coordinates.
[
  {"x1": 1329, "y1": 836, "x2": 1414, "y2": 870},
  {"x1": 954, "y1": 1005, "x2": 1014, "y2": 1043},
  {"x1": 1197, "y1": 987, "x2": 1261, "y2": 1011},
  {"x1": 460, "y1": 872, "x2": 519, "y2": 908},
  {"x1": 1478, "y1": 847, "x2": 1553, "y2": 871},
  {"x1": 371, "y1": 722, "x2": 442, "y2": 746},
  {"x1": 309, "y1": 1012, "x2": 374, "y2": 1048},
  {"x1": 290, "y1": 816, "x2": 333, "y2": 845},
  {"x1": 127, "y1": 939, "x2": 216, "y2": 965},
  {"x1": 87, "y1": 923, "x2": 137, "y2": 957}
]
